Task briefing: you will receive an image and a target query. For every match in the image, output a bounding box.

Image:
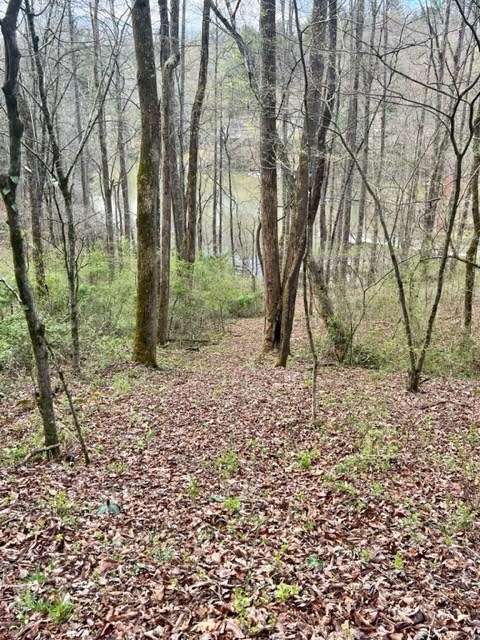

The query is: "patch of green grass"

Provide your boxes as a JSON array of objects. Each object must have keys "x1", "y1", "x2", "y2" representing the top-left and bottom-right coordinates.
[
  {"x1": 187, "y1": 475, "x2": 200, "y2": 500},
  {"x1": 112, "y1": 373, "x2": 132, "y2": 395},
  {"x1": 22, "y1": 564, "x2": 53, "y2": 585},
  {"x1": 297, "y1": 449, "x2": 317, "y2": 470},
  {"x1": 223, "y1": 496, "x2": 241, "y2": 514},
  {"x1": 146, "y1": 538, "x2": 176, "y2": 563},
  {"x1": 393, "y1": 551, "x2": 404, "y2": 571},
  {"x1": 449, "y1": 501, "x2": 477, "y2": 532},
  {"x1": 157, "y1": 546, "x2": 176, "y2": 562},
  {"x1": 107, "y1": 461, "x2": 129, "y2": 475},
  {"x1": 49, "y1": 491, "x2": 76, "y2": 518},
  {"x1": 215, "y1": 450, "x2": 239, "y2": 477},
  {"x1": 275, "y1": 582, "x2": 299, "y2": 602},
  {"x1": 16, "y1": 589, "x2": 74, "y2": 625}
]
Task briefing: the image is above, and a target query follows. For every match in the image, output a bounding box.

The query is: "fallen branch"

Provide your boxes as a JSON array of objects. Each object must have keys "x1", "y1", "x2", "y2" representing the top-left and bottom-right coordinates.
[
  {"x1": 420, "y1": 398, "x2": 472, "y2": 410},
  {"x1": 45, "y1": 340, "x2": 90, "y2": 465},
  {"x1": 16, "y1": 443, "x2": 60, "y2": 467}
]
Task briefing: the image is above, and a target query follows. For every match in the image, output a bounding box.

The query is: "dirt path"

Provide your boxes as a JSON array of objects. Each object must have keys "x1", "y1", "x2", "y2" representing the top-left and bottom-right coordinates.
[{"x1": 1, "y1": 317, "x2": 480, "y2": 638}]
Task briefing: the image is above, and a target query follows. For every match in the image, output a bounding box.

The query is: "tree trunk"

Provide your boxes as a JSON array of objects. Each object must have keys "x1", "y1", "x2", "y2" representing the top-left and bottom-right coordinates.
[
  {"x1": 1, "y1": 0, "x2": 59, "y2": 457},
  {"x1": 67, "y1": 0, "x2": 90, "y2": 227},
  {"x1": 114, "y1": 62, "x2": 131, "y2": 244},
  {"x1": 22, "y1": 104, "x2": 47, "y2": 296},
  {"x1": 91, "y1": 0, "x2": 115, "y2": 277},
  {"x1": 353, "y1": 0, "x2": 378, "y2": 273},
  {"x1": 308, "y1": 258, "x2": 349, "y2": 360},
  {"x1": 158, "y1": 0, "x2": 181, "y2": 345},
  {"x1": 276, "y1": 0, "x2": 329, "y2": 367},
  {"x1": 185, "y1": 0, "x2": 210, "y2": 263},
  {"x1": 338, "y1": 0, "x2": 364, "y2": 282},
  {"x1": 260, "y1": 0, "x2": 282, "y2": 352},
  {"x1": 464, "y1": 108, "x2": 480, "y2": 332},
  {"x1": 25, "y1": 0, "x2": 82, "y2": 373},
  {"x1": 132, "y1": 0, "x2": 161, "y2": 366}
]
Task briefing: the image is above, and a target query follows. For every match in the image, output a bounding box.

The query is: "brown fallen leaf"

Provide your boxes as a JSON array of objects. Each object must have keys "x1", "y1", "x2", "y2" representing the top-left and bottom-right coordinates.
[
  {"x1": 153, "y1": 585, "x2": 165, "y2": 602},
  {"x1": 194, "y1": 618, "x2": 218, "y2": 632}
]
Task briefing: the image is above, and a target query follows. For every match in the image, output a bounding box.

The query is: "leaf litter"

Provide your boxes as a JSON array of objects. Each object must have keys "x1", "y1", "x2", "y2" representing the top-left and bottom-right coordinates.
[{"x1": 1, "y1": 317, "x2": 480, "y2": 638}]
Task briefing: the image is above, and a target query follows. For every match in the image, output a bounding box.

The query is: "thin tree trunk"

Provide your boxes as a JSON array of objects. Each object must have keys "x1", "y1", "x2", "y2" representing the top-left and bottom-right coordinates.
[
  {"x1": 67, "y1": 0, "x2": 89, "y2": 225},
  {"x1": 23, "y1": 105, "x2": 47, "y2": 296},
  {"x1": 1, "y1": 0, "x2": 59, "y2": 457},
  {"x1": 158, "y1": 0, "x2": 181, "y2": 345},
  {"x1": 368, "y1": 0, "x2": 388, "y2": 285},
  {"x1": 25, "y1": 0, "x2": 82, "y2": 373},
  {"x1": 339, "y1": 0, "x2": 364, "y2": 282},
  {"x1": 185, "y1": 0, "x2": 210, "y2": 263},
  {"x1": 353, "y1": 0, "x2": 378, "y2": 273},
  {"x1": 91, "y1": 0, "x2": 114, "y2": 277},
  {"x1": 114, "y1": 59, "x2": 131, "y2": 243},
  {"x1": 464, "y1": 108, "x2": 480, "y2": 332},
  {"x1": 277, "y1": 0, "x2": 329, "y2": 366}
]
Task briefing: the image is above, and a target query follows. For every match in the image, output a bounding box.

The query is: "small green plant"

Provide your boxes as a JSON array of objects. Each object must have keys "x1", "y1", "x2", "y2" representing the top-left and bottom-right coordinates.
[
  {"x1": 360, "y1": 549, "x2": 372, "y2": 563},
  {"x1": 334, "y1": 480, "x2": 359, "y2": 498},
  {"x1": 146, "y1": 538, "x2": 176, "y2": 562},
  {"x1": 107, "y1": 461, "x2": 129, "y2": 475},
  {"x1": 157, "y1": 546, "x2": 175, "y2": 562},
  {"x1": 370, "y1": 481, "x2": 385, "y2": 498},
  {"x1": 97, "y1": 499, "x2": 121, "y2": 515},
  {"x1": 224, "y1": 496, "x2": 241, "y2": 514},
  {"x1": 297, "y1": 449, "x2": 317, "y2": 470},
  {"x1": 275, "y1": 582, "x2": 299, "y2": 602},
  {"x1": 49, "y1": 491, "x2": 75, "y2": 517},
  {"x1": 16, "y1": 589, "x2": 74, "y2": 624},
  {"x1": 234, "y1": 586, "x2": 251, "y2": 621},
  {"x1": 450, "y1": 501, "x2": 477, "y2": 532},
  {"x1": 112, "y1": 373, "x2": 131, "y2": 395},
  {"x1": 215, "y1": 450, "x2": 239, "y2": 477},
  {"x1": 393, "y1": 551, "x2": 404, "y2": 571},
  {"x1": 187, "y1": 475, "x2": 200, "y2": 500},
  {"x1": 403, "y1": 512, "x2": 421, "y2": 528},
  {"x1": 306, "y1": 555, "x2": 324, "y2": 570},
  {"x1": 23, "y1": 565, "x2": 53, "y2": 585},
  {"x1": 232, "y1": 587, "x2": 264, "y2": 634},
  {"x1": 304, "y1": 518, "x2": 315, "y2": 532}
]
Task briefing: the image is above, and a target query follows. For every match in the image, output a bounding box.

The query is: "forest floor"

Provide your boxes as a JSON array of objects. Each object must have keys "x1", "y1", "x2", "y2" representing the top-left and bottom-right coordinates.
[{"x1": 1, "y1": 316, "x2": 480, "y2": 639}]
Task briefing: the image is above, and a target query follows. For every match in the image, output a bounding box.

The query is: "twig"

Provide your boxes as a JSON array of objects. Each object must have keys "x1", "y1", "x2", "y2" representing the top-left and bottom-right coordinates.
[
  {"x1": 303, "y1": 259, "x2": 318, "y2": 423},
  {"x1": 419, "y1": 400, "x2": 448, "y2": 410},
  {"x1": 0, "y1": 275, "x2": 21, "y2": 303},
  {"x1": 16, "y1": 443, "x2": 60, "y2": 467},
  {"x1": 420, "y1": 398, "x2": 472, "y2": 410},
  {"x1": 45, "y1": 340, "x2": 90, "y2": 465}
]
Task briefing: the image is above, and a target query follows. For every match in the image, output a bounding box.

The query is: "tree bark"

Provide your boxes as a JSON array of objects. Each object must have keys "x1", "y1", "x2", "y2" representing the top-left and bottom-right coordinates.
[
  {"x1": 91, "y1": 0, "x2": 115, "y2": 277},
  {"x1": 260, "y1": 0, "x2": 282, "y2": 352},
  {"x1": 67, "y1": 0, "x2": 90, "y2": 228},
  {"x1": 132, "y1": 0, "x2": 161, "y2": 366},
  {"x1": 338, "y1": 0, "x2": 364, "y2": 282},
  {"x1": 158, "y1": 0, "x2": 181, "y2": 345},
  {"x1": 185, "y1": 0, "x2": 210, "y2": 263},
  {"x1": 464, "y1": 108, "x2": 480, "y2": 332},
  {"x1": 276, "y1": 0, "x2": 330, "y2": 367}
]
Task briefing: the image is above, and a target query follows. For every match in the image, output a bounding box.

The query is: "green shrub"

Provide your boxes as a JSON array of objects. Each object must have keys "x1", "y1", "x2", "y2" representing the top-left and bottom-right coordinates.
[{"x1": 169, "y1": 256, "x2": 260, "y2": 339}]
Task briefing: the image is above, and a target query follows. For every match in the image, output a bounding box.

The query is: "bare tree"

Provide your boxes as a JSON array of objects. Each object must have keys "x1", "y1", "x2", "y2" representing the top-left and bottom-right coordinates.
[{"x1": 0, "y1": 0, "x2": 59, "y2": 457}]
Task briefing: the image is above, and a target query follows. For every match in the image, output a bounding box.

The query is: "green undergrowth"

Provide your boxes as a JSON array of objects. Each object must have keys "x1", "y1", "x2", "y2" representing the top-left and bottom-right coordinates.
[{"x1": 0, "y1": 247, "x2": 261, "y2": 391}]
